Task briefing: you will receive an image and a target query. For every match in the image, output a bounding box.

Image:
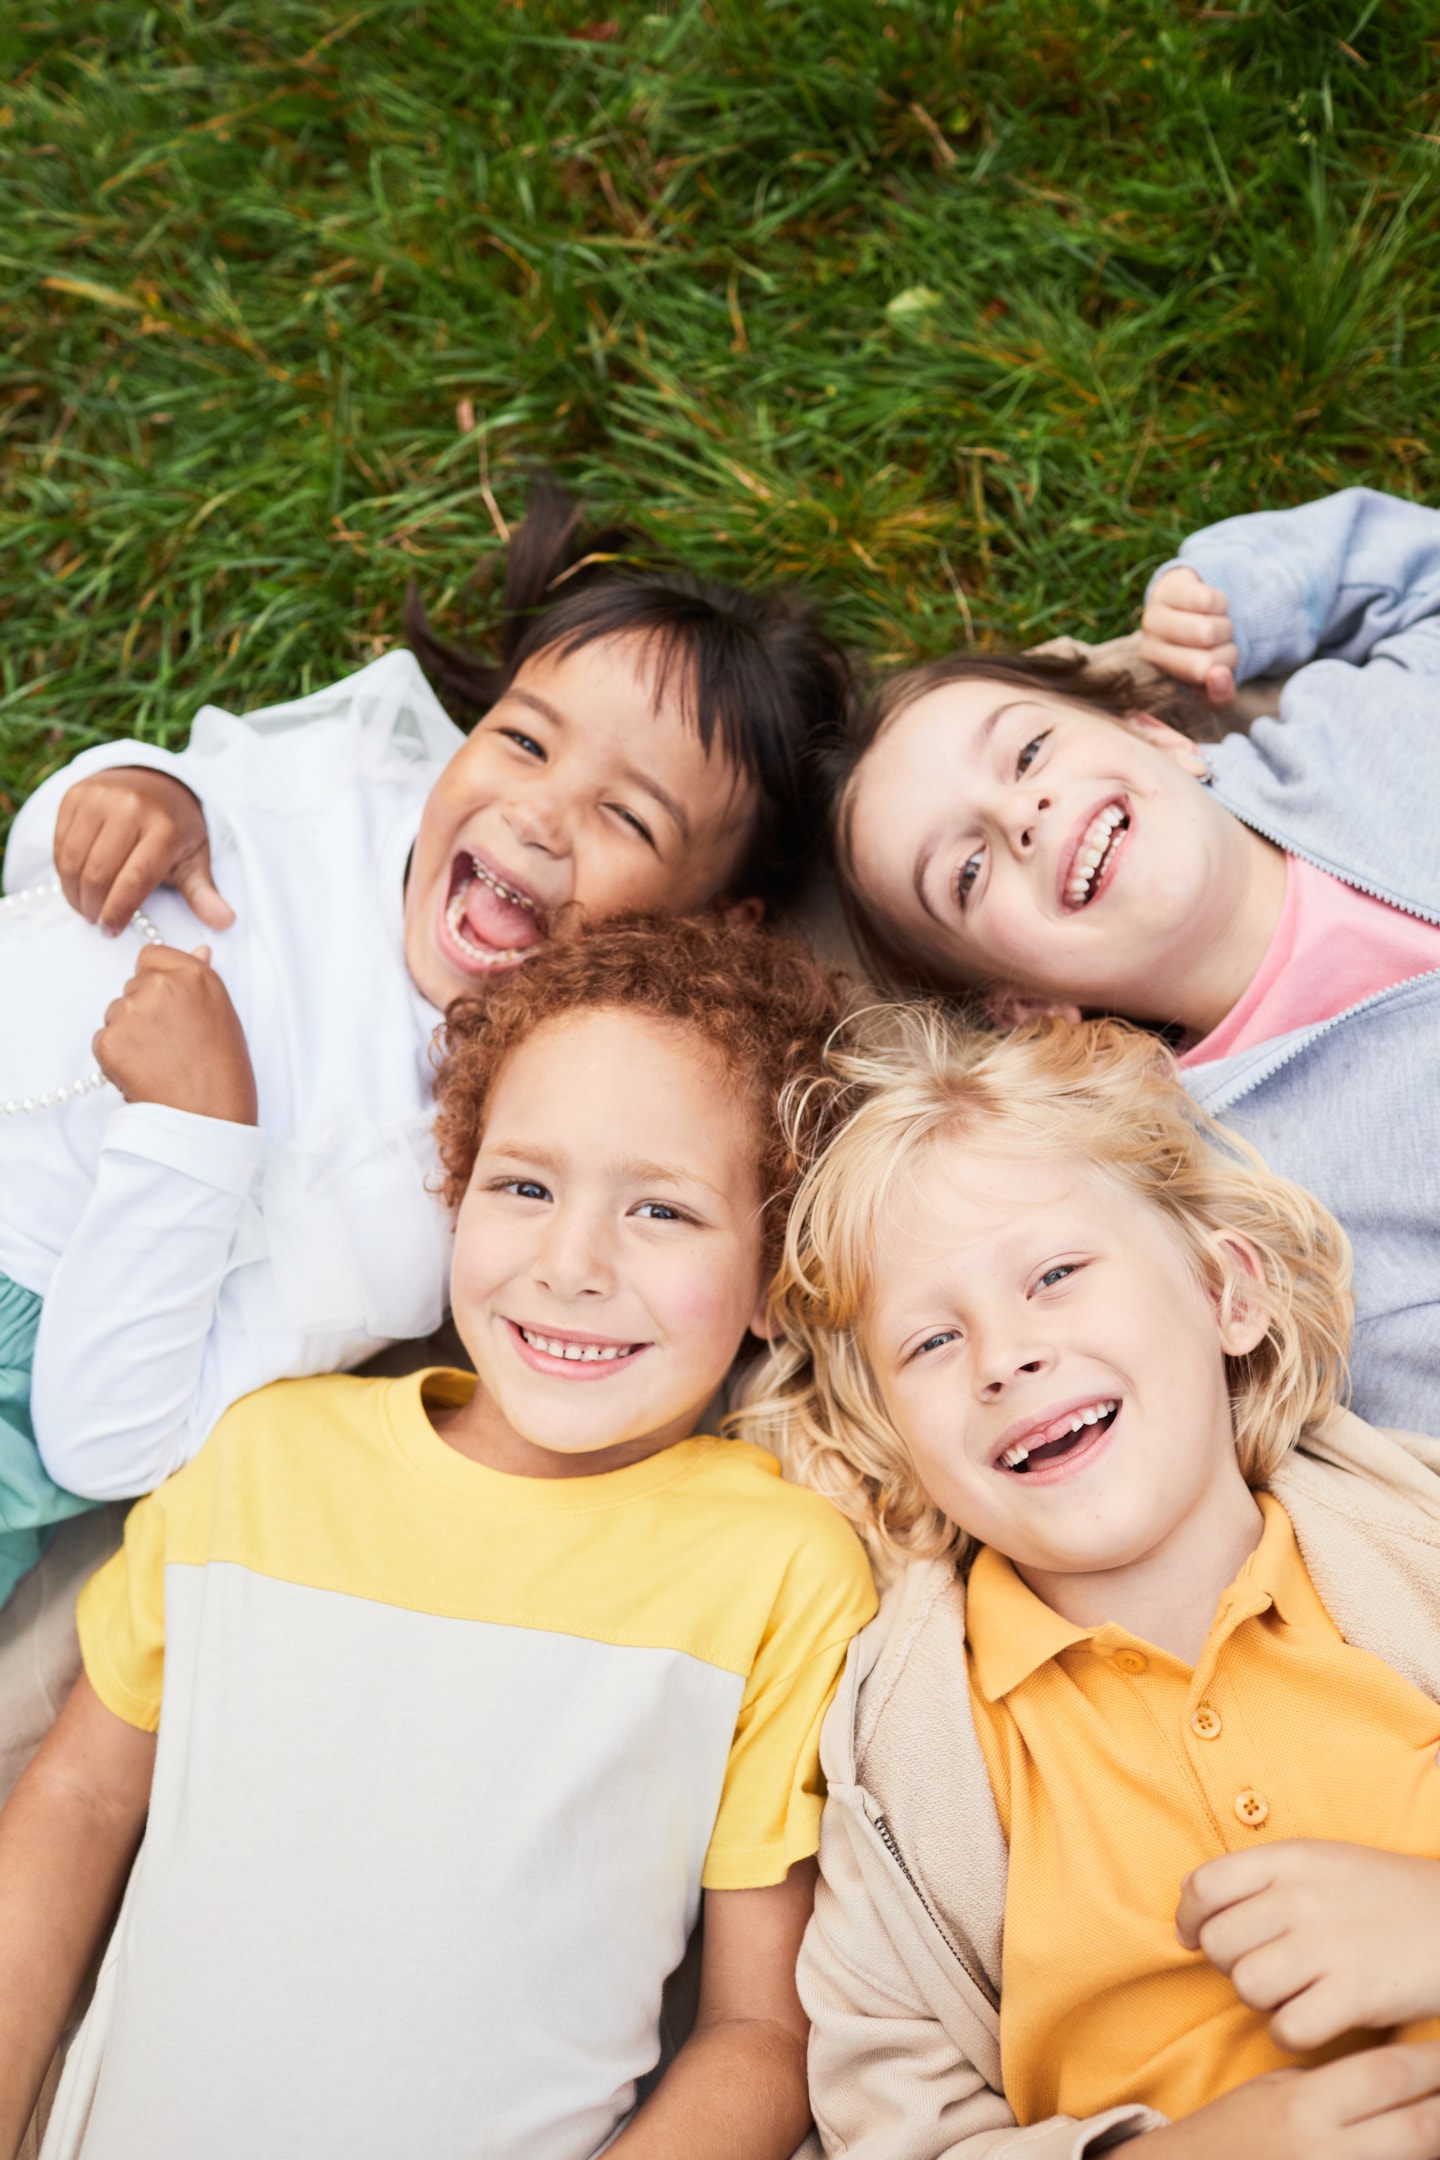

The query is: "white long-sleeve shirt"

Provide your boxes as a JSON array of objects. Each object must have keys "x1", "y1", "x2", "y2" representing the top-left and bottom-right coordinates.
[{"x1": 0, "y1": 651, "x2": 462, "y2": 1499}]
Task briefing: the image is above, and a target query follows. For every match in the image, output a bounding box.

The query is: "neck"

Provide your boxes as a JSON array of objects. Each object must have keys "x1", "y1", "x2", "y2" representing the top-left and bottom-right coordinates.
[
  {"x1": 1016, "y1": 1462, "x2": 1264, "y2": 1666},
  {"x1": 1166, "y1": 820, "x2": 1289, "y2": 1040},
  {"x1": 428, "y1": 1382, "x2": 697, "y2": 1481}
]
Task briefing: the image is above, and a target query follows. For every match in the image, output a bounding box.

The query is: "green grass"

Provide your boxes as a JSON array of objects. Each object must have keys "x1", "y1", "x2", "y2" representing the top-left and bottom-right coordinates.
[{"x1": 3, "y1": 0, "x2": 1439, "y2": 835}]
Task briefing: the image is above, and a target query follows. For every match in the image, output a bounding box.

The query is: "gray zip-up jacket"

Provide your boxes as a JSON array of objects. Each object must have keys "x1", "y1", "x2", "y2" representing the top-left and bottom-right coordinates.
[{"x1": 1144, "y1": 489, "x2": 1440, "y2": 1433}]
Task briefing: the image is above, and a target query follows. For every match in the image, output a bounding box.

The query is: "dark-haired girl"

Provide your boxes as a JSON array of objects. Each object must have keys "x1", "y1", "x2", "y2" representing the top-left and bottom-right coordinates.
[{"x1": 0, "y1": 484, "x2": 850, "y2": 1579}]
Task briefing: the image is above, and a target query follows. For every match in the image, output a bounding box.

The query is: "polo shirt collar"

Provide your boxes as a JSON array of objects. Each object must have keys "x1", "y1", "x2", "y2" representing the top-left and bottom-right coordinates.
[{"x1": 966, "y1": 1492, "x2": 1301, "y2": 1702}]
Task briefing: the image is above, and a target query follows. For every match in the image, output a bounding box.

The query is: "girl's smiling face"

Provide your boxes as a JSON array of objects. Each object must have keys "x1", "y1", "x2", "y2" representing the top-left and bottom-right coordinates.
[
  {"x1": 862, "y1": 1139, "x2": 1266, "y2": 1606},
  {"x1": 440, "y1": 1006, "x2": 770, "y2": 1477},
  {"x1": 404, "y1": 632, "x2": 758, "y2": 1012},
  {"x1": 844, "y1": 681, "x2": 1281, "y2": 1031}
]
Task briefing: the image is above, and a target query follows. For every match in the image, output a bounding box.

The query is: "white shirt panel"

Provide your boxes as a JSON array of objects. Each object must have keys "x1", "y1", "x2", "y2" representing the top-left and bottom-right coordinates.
[{"x1": 47, "y1": 1562, "x2": 744, "y2": 2160}]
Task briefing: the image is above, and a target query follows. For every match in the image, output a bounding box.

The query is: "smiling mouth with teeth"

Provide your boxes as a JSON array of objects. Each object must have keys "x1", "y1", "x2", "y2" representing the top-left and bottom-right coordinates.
[
  {"x1": 1064, "y1": 804, "x2": 1130, "y2": 910},
  {"x1": 1000, "y1": 1399, "x2": 1119, "y2": 1474},
  {"x1": 515, "y1": 1323, "x2": 644, "y2": 1366},
  {"x1": 442, "y1": 853, "x2": 545, "y2": 970}
]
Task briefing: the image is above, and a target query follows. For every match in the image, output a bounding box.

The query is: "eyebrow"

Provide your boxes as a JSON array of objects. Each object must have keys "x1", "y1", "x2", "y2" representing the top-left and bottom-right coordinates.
[
  {"x1": 493, "y1": 692, "x2": 693, "y2": 844},
  {"x1": 911, "y1": 699, "x2": 1032, "y2": 921},
  {"x1": 480, "y1": 1143, "x2": 725, "y2": 1200}
]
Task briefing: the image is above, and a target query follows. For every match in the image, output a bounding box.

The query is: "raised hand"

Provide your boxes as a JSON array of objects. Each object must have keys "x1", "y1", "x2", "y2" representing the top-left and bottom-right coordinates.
[
  {"x1": 1177, "y1": 1840, "x2": 1440, "y2": 2051},
  {"x1": 94, "y1": 945, "x2": 257, "y2": 1126},
  {"x1": 54, "y1": 766, "x2": 235, "y2": 936},
  {"x1": 1139, "y1": 566, "x2": 1239, "y2": 708}
]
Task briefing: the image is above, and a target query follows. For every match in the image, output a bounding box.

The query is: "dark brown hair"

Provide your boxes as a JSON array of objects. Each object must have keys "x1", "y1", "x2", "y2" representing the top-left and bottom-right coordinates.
[
  {"x1": 432, "y1": 913, "x2": 853, "y2": 1276},
  {"x1": 405, "y1": 479, "x2": 853, "y2": 911},
  {"x1": 824, "y1": 648, "x2": 1221, "y2": 994}
]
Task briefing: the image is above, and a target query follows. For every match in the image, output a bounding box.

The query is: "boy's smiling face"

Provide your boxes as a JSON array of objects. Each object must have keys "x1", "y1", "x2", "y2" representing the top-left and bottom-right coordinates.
[
  {"x1": 845, "y1": 682, "x2": 1280, "y2": 1030},
  {"x1": 438, "y1": 1006, "x2": 770, "y2": 1477},
  {"x1": 404, "y1": 633, "x2": 759, "y2": 1012},
  {"x1": 862, "y1": 1139, "x2": 1267, "y2": 1597}
]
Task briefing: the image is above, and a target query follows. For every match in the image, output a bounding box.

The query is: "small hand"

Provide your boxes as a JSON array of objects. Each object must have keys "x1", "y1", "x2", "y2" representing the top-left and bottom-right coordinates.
[
  {"x1": 1139, "y1": 566, "x2": 1239, "y2": 708},
  {"x1": 94, "y1": 945, "x2": 257, "y2": 1126},
  {"x1": 1140, "y1": 2044, "x2": 1440, "y2": 2160},
  {"x1": 54, "y1": 766, "x2": 235, "y2": 936},
  {"x1": 1177, "y1": 1840, "x2": 1440, "y2": 2052}
]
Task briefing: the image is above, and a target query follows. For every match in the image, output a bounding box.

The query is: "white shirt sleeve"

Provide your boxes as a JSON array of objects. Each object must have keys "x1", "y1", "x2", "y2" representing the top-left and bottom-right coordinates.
[{"x1": 30, "y1": 1104, "x2": 268, "y2": 1498}]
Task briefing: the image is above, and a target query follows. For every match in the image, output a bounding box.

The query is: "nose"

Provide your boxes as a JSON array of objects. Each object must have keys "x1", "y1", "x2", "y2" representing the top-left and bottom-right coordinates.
[
  {"x1": 502, "y1": 775, "x2": 570, "y2": 857},
  {"x1": 973, "y1": 1323, "x2": 1052, "y2": 1401},
  {"x1": 1000, "y1": 789, "x2": 1054, "y2": 858},
  {"x1": 532, "y1": 1203, "x2": 615, "y2": 1303}
]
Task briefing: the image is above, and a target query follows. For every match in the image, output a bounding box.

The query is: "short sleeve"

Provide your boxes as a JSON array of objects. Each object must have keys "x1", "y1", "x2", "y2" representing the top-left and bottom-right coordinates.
[
  {"x1": 77, "y1": 1488, "x2": 171, "y2": 1732},
  {"x1": 701, "y1": 1514, "x2": 877, "y2": 1890}
]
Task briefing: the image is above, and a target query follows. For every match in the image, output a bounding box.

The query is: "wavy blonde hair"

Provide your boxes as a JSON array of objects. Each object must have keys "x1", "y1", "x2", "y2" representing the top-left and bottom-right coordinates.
[{"x1": 730, "y1": 1007, "x2": 1353, "y2": 1570}]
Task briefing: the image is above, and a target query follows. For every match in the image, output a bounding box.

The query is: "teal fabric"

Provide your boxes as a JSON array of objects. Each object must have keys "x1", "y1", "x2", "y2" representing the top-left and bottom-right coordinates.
[{"x1": 0, "y1": 1272, "x2": 98, "y2": 1608}]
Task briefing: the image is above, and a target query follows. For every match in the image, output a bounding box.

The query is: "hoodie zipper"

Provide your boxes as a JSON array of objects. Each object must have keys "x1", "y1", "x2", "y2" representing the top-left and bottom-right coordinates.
[
  {"x1": 872, "y1": 1810, "x2": 998, "y2": 2009},
  {"x1": 1192, "y1": 964, "x2": 1440, "y2": 1113},
  {"x1": 1211, "y1": 784, "x2": 1440, "y2": 929},
  {"x1": 1196, "y1": 784, "x2": 1440, "y2": 1111}
]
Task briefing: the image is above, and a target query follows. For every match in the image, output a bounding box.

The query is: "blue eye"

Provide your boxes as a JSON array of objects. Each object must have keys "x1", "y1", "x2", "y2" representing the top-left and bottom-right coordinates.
[
  {"x1": 633, "y1": 1201, "x2": 682, "y2": 1221},
  {"x1": 1016, "y1": 732, "x2": 1048, "y2": 776},
  {"x1": 913, "y1": 1330, "x2": 959, "y2": 1358},
  {"x1": 1037, "y1": 1264, "x2": 1076, "y2": 1289}
]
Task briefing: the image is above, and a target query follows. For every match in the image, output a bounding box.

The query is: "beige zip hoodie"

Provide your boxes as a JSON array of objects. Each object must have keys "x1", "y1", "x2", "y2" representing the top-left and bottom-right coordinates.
[{"x1": 800, "y1": 1407, "x2": 1440, "y2": 2158}]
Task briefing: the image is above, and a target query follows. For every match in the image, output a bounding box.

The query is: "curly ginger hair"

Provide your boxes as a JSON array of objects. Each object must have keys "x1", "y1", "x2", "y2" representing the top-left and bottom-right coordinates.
[{"x1": 432, "y1": 913, "x2": 853, "y2": 1279}]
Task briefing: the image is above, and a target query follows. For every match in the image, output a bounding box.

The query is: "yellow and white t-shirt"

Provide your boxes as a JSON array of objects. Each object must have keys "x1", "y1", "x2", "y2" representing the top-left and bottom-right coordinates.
[{"x1": 46, "y1": 1369, "x2": 876, "y2": 2160}]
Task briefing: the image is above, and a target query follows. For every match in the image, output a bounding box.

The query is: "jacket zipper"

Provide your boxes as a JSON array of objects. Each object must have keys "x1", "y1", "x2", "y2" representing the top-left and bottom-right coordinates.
[
  {"x1": 1211, "y1": 785, "x2": 1440, "y2": 928},
  {"x1": 872, "y1": 1810, "x2": 998, "y2": 2008},
  {"x1": 1193, "y1": 963, "x2": 1440, "y2": 1112}
]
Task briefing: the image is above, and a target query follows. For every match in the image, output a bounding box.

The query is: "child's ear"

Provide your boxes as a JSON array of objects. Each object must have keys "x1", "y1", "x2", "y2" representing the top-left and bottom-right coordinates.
[
  {"x1": 986, "y1": 987, "x2": 1085, "y2": 1029},
  {"x1": 747, "y1": 1284, "x2": 779, "y2": 1341},
  {"x1": 717, "y1": 894, "x2": 765, "y2": 929},
  {"x1": 1116, "y1": 711, "x2": 1210, "y2": 780},
  {"x1": 1211, "y1": 1233, "x2": 1272, "y2": 1357}
]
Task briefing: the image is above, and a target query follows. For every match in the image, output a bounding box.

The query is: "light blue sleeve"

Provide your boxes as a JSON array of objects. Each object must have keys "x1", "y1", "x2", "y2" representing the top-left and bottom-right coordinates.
[{"x1": 1144, "y1": 487, "x2": 1440, "y2": 683}]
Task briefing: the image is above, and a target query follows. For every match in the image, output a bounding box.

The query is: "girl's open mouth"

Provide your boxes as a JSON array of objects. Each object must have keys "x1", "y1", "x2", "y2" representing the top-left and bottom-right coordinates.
[
  {"x1": 507, "y1": 1318, "x2": 649, "y2": 1380},
  {"x1": 1062, "y1": 802, "x2": 1130, "y2": 911},
  {"x1": 995, "y1": 1398, "x2": 1120, "y2": 1479},
  {"x1": 437, "y1": 852, "x2": 546, "y2": 977}
]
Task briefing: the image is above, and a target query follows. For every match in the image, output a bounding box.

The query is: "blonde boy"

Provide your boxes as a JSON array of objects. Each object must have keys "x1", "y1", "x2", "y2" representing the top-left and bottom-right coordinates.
[{"x1": 740, "y1": 1011, "x2": 1440, "y2": 2160}]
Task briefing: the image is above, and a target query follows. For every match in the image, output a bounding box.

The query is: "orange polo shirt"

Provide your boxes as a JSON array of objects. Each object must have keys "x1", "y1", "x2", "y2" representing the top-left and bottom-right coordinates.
[{"x1": 966, "y1": 1494, "x2": 1440, "y2": 2127}]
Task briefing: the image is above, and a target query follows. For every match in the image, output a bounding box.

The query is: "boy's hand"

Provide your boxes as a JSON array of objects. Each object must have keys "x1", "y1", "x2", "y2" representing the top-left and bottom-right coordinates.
[
  {"x1": 1177, "y1": 1841, "x2": 1440, "y2": 2051},
  {"x1": 96, "y1": 945, "x2": 258, "y2": 1126},
  {"x1": 1139, "y1": 566, "x2": 1239, "y2": 707},
  {"x1": 1141, "y1": 2045, "x2": 1440, "y2": 2160},
  {"x1": 54, "y1": 766, "x2": 234, "y2": 936}
]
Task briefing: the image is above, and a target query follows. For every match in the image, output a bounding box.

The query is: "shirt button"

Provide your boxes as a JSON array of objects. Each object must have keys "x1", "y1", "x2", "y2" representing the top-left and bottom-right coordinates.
[
  {"x1": 1191, "y1": 1705, "x2": 1223, "y2": 1740},
  {"x1": 1113, "y1": 1648, "x2": 1148, "y2": 1675},
  {"x1": 1234, "y1": 1788, "x2": 1269, "y2": 1827}
]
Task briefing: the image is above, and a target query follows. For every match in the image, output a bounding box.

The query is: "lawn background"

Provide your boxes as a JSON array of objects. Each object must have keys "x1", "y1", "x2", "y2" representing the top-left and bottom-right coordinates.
[{"x1": 2, "y1": 0, "x2": 1437, "y2": 839}]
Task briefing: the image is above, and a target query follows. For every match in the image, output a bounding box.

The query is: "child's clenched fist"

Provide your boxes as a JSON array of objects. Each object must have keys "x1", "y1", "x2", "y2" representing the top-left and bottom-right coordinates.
[
  {"x1": 54, "y1": 766, "x2": 235, "y2": 935},
  {"x1": 1140, "y1": 565, "x2": 1240, "y2": 706},
  {"x1": 1177, "y1": 1839, "x2": 1440, "y2": 2051},
  {"x1": 95, "y1": 944, "x2": 257, "y2": 1126}
]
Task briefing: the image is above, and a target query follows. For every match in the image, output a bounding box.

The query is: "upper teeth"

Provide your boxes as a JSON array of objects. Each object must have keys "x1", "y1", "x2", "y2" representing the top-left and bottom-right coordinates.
[
  {"x1": 1065, "y1": 805, "x2": 1128, "y2": 908},
  {"x1": 519, "y1": 1326, "x2": 634, "y2": 1363},
  {"x1": 1000, "y1": 1399, "x2": 1118, "y2": 1470},
  {"x1": 471, "y1": 857, "x2": 535, "y2": 911}
]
